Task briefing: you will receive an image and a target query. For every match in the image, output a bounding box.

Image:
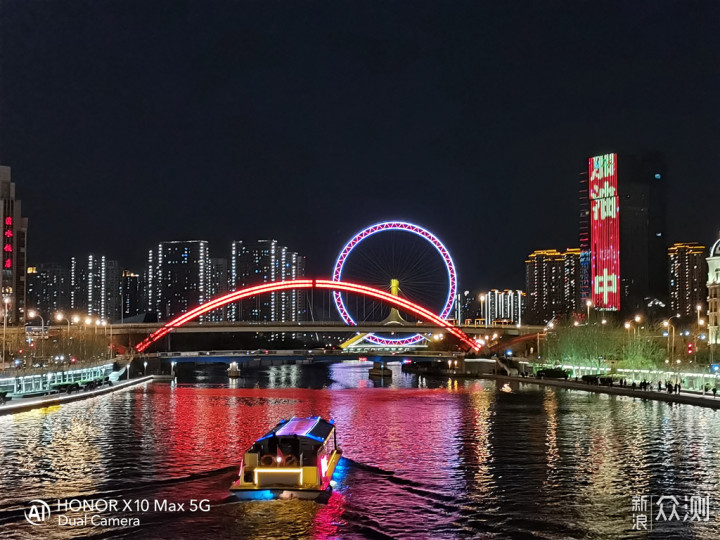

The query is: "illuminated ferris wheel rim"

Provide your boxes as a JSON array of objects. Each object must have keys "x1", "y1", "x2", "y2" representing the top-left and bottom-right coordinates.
[{"x1": 331, "y1": 221, "x2": 457, "y2": 346}]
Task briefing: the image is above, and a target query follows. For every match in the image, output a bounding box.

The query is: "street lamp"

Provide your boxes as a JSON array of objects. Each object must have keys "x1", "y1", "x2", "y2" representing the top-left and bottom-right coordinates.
[
  {"x1": 586, "y1": 300, "x2": 592, "y2": 323},
  {"x1": 479, "y1": 294, "x2": 486, "y2": 328},
  {"x1": 55, "y1": 312, "x2": 70, "y2": 333},
  {"x1": 27, "y1": 310, "x2": 44, "y2": 363},
  {"x1": 664, "y1": 314, "x2": 681, "y2": 363},
  {"x1": 55, "y1": 313, "x2": 72, "y2": 361}
]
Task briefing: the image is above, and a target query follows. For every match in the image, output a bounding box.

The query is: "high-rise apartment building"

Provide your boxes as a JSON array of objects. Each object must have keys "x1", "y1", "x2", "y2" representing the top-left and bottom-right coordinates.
[
  {"x1": 230, "y1": 240, "x2": 305, "y2": 322},
  {"x1": 151, "y1": 240, "x2": 210, "y2": 321},
  {"x1": 563, "y1": 248, "x2": 582, "y2": 316},
  {"x1": 481, "y1": 289, "x2": 525, "y2": 325},
  {"x1": 0, "y1": 166, "x2": 29, "y2": 323},
  {"x1": 121, "y1": 270, "x2": 141, "y2": 319},
  {"x1": 707, "y1": 238, "x2": 720, "y2": 349},
  {"x1": 70, "y1": 254, "x2": 121, "y2": 320},
  {"x1": 582, "y1": 153, "x2": 667, "y2": 314},
  {"x1": 668, "y1": 242, "x2": 708, "y2": 318},
  {"x1": 525, "y1": 248, "x2": 582, "y2": 324},
  {"x1": 26, "y1": 264, "x2": 70, "y2": 318},
  {"x1": 525, "y1": 250, "x2": 565, "y2": 325},
  {"x1": 208, "y1": 258, "x2": 228, "y2": 321}
]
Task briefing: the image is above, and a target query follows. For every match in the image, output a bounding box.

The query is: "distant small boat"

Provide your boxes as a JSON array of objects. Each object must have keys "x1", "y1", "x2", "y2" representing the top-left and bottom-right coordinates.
[
  {"x1": 227, "y1": 361, "x2": 241, "y2": 378},
  {"x1": 368, "y1": 361, "x2": 392, "y2": 377},
  {"x1": 230, "y1": 416, "x2": 342, "y2": 500}
]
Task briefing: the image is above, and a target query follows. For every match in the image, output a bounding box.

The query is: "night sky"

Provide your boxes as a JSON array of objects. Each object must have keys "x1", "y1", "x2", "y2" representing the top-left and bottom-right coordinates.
[{"x1": 1, "y1": 1, "x2": 718, "y2": 290}]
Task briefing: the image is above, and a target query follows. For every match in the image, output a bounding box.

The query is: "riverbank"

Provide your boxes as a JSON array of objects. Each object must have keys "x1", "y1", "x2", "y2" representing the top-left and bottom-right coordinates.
[
  {"x1": 480, "y1": 373, "x2": 720, "y2": 410},
  {"x1": 0, "y1": 375, "x2": 157, "y2": 416}
]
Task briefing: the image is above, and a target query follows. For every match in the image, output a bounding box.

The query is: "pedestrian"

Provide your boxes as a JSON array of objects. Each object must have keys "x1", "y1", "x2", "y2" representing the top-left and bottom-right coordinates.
[
  {"x1": 631, "y1": 381, "x2": 636, "y2": 391},
  {"x1": 658, "y1": 381, "x2": 662, "y2": 392},
  {"x1": 713, "y1": 388, "x2": 717, "y2": 398}
]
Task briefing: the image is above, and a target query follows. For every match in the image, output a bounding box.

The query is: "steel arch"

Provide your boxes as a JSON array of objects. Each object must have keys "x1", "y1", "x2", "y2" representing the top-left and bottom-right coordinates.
[{"x1": 134, "y1": 279, "x2": 477, "y2": 353}]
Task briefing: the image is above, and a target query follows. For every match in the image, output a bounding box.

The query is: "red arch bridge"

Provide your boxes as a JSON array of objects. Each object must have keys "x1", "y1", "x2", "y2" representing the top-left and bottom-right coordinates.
[{"x1": 135, "y1": 279, "x2": 481, "y2": 353}]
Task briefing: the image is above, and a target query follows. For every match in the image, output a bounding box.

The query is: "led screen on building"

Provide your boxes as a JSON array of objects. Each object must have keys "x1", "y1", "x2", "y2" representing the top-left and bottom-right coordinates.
[{"x1": 589, "y1": 153, "x2": 620, "y2": 310}]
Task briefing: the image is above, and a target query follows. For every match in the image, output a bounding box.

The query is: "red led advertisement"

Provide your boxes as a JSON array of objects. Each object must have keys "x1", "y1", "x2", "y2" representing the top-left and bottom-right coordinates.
[
  {"x1": 2, "y1": 216, "x2": 12, "y2": 270},
  {"x1": 589, "y1": 153, "x2": 620, "y2": 310}
]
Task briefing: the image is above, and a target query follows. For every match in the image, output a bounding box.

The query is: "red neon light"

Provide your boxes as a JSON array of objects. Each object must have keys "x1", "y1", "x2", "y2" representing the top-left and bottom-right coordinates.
[
  {"x1": 4, "y1": 259, "x2": 10, "y2": 269},
  {"x1": 4, "y1": 217, "x2": 11, "y2": 226},
  {"x1": 589, "y1": 153, "x2": 620, "y2": 311},
  {"x1": 135, "y1": 279, "x2": 478, "y2": 353},
  {"x1": 4, "y1": 231, "x2": 12, "y2": 238},
  {"x1": 3, "y1": 245, "x2": 11, "y2": 253}
]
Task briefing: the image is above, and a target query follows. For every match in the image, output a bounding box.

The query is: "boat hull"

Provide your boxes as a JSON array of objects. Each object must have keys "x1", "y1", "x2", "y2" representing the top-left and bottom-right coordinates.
[{"x1": 231, "y1": 487, "x2": 332, "y2": 501}]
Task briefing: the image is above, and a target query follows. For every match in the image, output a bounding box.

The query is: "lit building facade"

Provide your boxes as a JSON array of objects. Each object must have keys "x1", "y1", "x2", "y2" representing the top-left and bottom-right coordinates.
[
  {"x1": 525, "y1": 250, "x2": 565, "y2": 324},
  {"x1": 481, "y1": 289, "x2": 525, "y2": 325},
  {"x1": 0, "y1": 166, "x2": 29, "y2": 323},
  {"x1": 208, "y1": 257, "x2": 228, "y2": 321},
  {"x1": 582, "y1": 153, "x2": 667, "y2": 313},
  {"x1": 564, "y1": 248, "x2": 582, "y2": 316},
  {"x1": 26, "y1": 264, "x2": 70, "y2": 319},
  {"x1": 122, "y1": 270, "x2": 141, "y2": 319},
  {"x1": 707, "y1": 238, "x2": 720, "y2": 348},
  {"x1": 668, "y1": 242, "x2": 707, "y2": 318},
  {"x1": 230, "y1": 240, "x2": 305, "y2": 322},
  {"x1": 525, "y1": 248, "x2": 583, "y2": 324},
  {"x1": 70, "y1": 254, "x2": 121, "y2": 320},
  {"x1": 151, "y1": 240, "x2": 210, "y2": 321}
]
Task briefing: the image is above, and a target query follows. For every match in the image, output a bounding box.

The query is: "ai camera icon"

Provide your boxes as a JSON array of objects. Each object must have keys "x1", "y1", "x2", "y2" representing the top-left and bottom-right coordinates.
[{"x1": 25, "y1": 499, "x2": 51, "y2": 525}]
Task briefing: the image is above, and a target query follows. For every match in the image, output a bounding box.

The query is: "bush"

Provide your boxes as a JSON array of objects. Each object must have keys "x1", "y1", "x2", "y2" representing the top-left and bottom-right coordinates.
[{"x1": 537, "y1": 368, "x2": 569, "y2": 379}]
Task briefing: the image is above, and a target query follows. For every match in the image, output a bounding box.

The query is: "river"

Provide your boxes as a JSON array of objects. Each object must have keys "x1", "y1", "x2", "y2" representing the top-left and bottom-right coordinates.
[{"x1": 1, "y1": 360, "x2": 719, "y2": 539}]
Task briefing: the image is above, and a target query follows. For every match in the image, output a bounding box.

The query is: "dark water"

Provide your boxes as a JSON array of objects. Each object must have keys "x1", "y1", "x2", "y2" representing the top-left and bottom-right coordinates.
[{"x1": 1, "y1": 361, "x2": 720, "y2": 539}]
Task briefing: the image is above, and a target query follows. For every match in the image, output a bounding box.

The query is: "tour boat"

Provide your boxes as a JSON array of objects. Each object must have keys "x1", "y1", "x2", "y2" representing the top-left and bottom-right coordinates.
[{"x1": 230, "y1": 416, "x2": 342, "y2": 500}]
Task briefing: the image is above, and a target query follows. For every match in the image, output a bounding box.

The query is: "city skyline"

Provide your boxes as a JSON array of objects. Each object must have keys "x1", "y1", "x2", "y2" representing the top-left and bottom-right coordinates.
[{"x1": 1, "y1": 1, "x2": 718, "y2": 290}]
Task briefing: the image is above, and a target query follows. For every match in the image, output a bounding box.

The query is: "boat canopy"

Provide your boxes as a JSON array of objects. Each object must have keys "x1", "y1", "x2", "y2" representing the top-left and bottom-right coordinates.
[{"x1": 258, "y1": 416, "x2": 334, "y2": 443}]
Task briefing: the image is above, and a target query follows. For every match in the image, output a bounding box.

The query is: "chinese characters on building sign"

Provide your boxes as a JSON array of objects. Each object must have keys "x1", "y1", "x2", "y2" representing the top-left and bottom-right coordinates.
[
  {"x1": 2, "y1": 216, "x2": 12, "y2": 270},
  {"x1": 631, "y1": 494, "x2": 712, "y2": 531},
  {"x1": 589, "y1": 153, "x2": 620, "y2": 310}
]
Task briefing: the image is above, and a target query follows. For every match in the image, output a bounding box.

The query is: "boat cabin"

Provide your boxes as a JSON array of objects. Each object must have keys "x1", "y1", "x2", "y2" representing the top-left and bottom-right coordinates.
[{"x1": 233, "y1": 416, "x2": 341, "y2": 492}]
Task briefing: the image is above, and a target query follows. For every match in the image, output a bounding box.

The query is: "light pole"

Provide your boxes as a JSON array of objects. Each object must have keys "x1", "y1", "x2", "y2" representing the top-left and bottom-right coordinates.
[
  {"x1": 664, "y1": 314, "x2": 680, "y2": 363},
  {"x1": 108, "y1": 321, "x2": 114, "y2": 359},
  {"x1": 2, "y1": 297, "x2": 9, "y2": 369},
  {"x1": 27, "y1": 310, "x2": 44, "y2": 363},
  {"x1": 55, "y1": 313, "x2": 72, "y2": 362},
  {"x1": 55, "y1": 313, "x2": 70, "y2": 334},
  {"x1": 586, "y1": 300, "x2": 592, "y2": 324},
  {"x1": 479, "y1": 294, "x2": 486, "y2": 328}
]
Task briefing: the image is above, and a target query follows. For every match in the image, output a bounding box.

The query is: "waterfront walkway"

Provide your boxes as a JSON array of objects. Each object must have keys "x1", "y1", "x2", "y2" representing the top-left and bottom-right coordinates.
[
  {"x1": 488, "y1": 374, "x2": 720, "y2": 410},
  {"x1": 0, "y1": 375, "x2": 157, "y2": 416}
]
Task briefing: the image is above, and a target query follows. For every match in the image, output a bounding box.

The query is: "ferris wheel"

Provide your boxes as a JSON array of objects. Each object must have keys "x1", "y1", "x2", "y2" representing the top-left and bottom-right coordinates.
[{"x1": 331, "y1": 221, "x2": 457, "y2": 346}]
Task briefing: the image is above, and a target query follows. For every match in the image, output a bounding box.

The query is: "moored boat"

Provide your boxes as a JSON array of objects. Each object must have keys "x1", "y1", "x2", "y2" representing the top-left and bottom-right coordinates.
[{"x1": 230, "y1": 416, "x2": 342, "y2": 500}]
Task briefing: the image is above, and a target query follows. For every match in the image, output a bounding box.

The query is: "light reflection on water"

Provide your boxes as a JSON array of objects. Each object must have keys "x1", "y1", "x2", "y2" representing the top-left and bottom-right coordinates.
[{"x1": 0, "y1": 362, "x2": 719, "y2": 539}]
